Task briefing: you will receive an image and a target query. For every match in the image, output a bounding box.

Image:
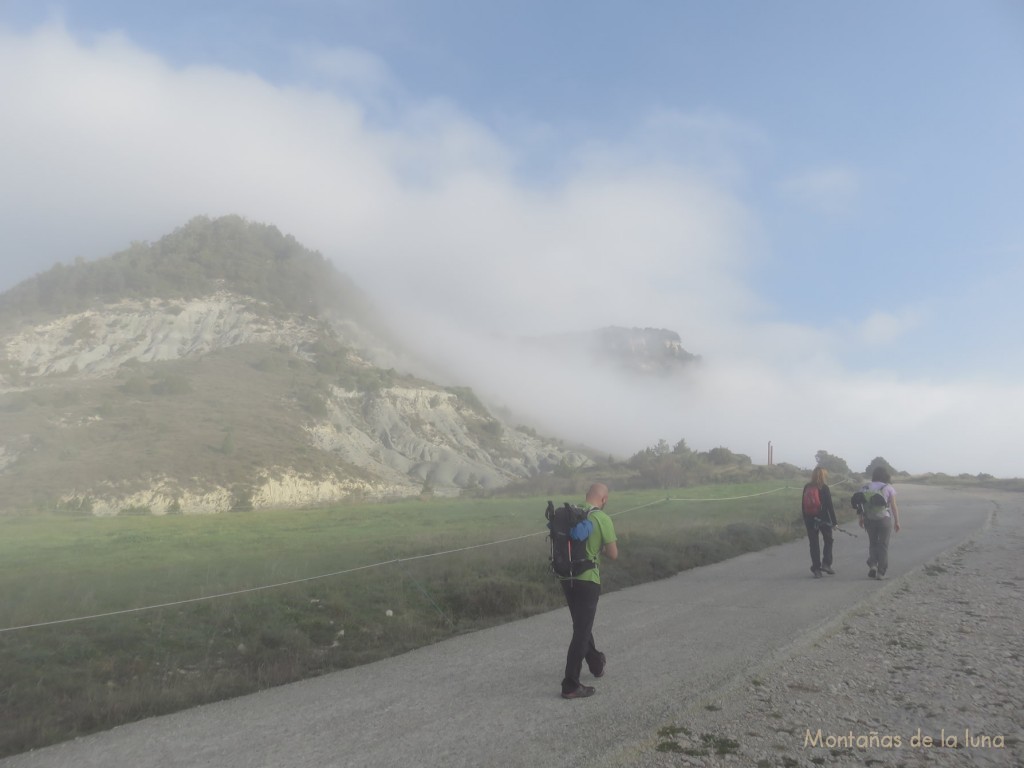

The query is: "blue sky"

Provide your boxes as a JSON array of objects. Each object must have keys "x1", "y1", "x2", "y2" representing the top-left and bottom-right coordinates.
[{"x1": 1, "y1": 1, "x2": 1022, "y2": 476}]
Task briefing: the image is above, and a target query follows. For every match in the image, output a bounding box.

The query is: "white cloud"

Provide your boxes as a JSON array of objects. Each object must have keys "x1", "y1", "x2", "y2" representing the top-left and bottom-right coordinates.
[
  {"x1": 1, "y1": 22, "x2": 1022, "y2": 479},
  {"x1": 291, "y1": 44, "x2": 395, "y2": 92},
  {"x1": 569, "y1": 108, "x2": 767, "y2": 188},
  {"x1": 779, "y1": 166, "x2": 862, "y2": 217},
  {"x1": 855, "y1": 308, "x2": 925, "y2": 346}
]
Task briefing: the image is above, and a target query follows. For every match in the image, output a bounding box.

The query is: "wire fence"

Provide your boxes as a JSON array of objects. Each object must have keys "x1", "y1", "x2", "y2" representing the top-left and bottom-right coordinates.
[{"x1": 0, "y1": 484, "x2": 808, "y2": 634}]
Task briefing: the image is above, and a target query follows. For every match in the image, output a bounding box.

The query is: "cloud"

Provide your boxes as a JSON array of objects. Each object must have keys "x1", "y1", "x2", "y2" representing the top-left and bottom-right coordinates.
[
  {"x1": 569, "y1": 108, "x2": 767, "y2": 188},
  {"x1": 1, "y1": 21, "x2": 1022, "y2": 479},
  {"x1": 291, "y1": 44, "x2": 395, "y2": 92},
  {"x1": 855, "y1": 308, "x2": 925, "y2": 346},
  {"x1": 779, "y1": 166, "x2": 862, "y2": 217},
  {"x1": 2, "y1": 22, "x2": 762, "y2": 341}
]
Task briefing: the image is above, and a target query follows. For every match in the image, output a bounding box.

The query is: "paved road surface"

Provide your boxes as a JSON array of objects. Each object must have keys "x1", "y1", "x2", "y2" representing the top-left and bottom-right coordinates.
[{"x1": 1, "y1": 485, "x2": 1001, "y2": 768}]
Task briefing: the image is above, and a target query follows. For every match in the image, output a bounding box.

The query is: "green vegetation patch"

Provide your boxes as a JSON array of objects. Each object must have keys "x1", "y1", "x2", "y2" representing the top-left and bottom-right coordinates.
[
  {"x1": 0, "y1": 482, "x2": 803, "y2": 757},
  {"x1": 655, "y1": 728, "x2": 740, "y2": 757}
]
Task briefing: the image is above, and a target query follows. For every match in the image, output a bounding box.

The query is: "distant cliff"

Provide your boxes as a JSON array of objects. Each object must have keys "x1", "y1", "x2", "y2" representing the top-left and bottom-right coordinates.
[{"x1": 526, "y1": 326, "x2": 700, "y2": 375}]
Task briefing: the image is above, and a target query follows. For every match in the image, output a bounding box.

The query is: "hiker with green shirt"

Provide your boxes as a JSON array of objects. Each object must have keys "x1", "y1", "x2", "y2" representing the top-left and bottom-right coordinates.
[{"x1": 560, "y1": 482, "x2": 618, "y2": 699}]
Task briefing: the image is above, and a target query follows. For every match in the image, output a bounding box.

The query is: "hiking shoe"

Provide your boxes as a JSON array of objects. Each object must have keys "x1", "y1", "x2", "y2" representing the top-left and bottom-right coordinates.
[
  {"x1": 821, "y1": 565, "x2": 835, "y2": 575},
  {"x1": 812, "y1": 569, "x2": 823, "y2": 579},
  {"x1": 562, "y1": 685, "x2": 596, "y2": 699},
  {"x1": 589, "y1": 653, "x2": 606, "y2": 678},
  {"x1": 868, "y1": 567, "x2": 877, "y2": 579},
  {"x1": 876, "y1": 570, "x2": 886, "y2": 580}
]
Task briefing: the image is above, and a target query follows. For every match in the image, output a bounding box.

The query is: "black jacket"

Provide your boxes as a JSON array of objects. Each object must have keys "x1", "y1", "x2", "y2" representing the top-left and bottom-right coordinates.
[{"x1": 804, "y1": 483, "x2": 838, "y2": 527}]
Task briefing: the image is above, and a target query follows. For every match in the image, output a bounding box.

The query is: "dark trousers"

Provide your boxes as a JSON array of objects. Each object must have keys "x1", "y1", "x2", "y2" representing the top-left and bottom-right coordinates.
[
  {"x1": 864, "y1": 516, "x2": 893, "y2": 574},
  {"x1": 804, "y1": 516, "x2": 834, "y2": 571},
  {"x1": 560, "y1": 579, "x2": 603, "y2": 694}
]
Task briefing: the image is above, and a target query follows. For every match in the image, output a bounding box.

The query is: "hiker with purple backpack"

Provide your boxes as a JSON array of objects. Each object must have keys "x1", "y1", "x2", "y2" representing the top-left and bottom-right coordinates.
[{"x1": 854, "y1": 467, "x2": 902, "y2": 580}]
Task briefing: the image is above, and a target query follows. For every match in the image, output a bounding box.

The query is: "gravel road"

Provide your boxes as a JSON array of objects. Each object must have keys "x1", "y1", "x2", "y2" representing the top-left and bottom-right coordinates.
[
  {"x1": 2, "y1": 484, "x2": 1019, "y2": 768},
  {"x1": 613, "y1": 486, "x2": 1024, "y2": 768}
]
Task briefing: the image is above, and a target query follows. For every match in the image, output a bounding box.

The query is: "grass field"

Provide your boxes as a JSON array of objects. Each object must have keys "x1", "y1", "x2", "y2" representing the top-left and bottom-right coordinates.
[{"x1": 0, "y1": 482, "x2": 813, "y2": 757}]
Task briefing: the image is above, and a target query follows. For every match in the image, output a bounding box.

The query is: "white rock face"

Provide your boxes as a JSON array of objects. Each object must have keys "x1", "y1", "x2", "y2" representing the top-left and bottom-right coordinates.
[
  {"x1": 3, "y1": 292, "x2": 588, "y2": 514},
  {"x1": 59, "y1": 470, "x2": 421, "y2": 516},
  {"x1": 308, "y1": 384, "x2": 585, "y2": 492},
  {"x1": 79, "y1": 486, "x2": 236, "y2": 516},
  {"x1": 3, "y1": 292, "x2": 316, "y2": 379},
  {"x1": 250, "y1": 471, "x2": 418, "y2": 509}
]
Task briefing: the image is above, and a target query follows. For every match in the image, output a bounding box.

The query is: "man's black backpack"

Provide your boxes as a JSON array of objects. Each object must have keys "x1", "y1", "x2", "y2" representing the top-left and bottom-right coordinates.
[{"x1": 545, "y1": 501, "x2": 595, "y2": 578}]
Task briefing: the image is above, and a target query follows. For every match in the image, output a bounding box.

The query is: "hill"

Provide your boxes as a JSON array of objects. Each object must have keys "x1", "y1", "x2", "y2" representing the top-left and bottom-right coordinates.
[{"x1": 0, "y1": 216, "x2": 592, "y2": 514}]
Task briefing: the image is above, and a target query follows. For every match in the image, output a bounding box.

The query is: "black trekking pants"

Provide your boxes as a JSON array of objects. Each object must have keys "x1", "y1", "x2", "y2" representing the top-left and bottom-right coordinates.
[
  {"x1": 804, "y1": 516, "x2": 834, "y2": 572},
  {"x1": 560, "y1": 579, "x2": 603, "y2": 694}
]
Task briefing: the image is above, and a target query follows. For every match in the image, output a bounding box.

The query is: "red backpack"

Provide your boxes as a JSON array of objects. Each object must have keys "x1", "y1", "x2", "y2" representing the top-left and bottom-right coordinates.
[{"x1": 802, "y1": 485, "x2": 822, "y2": 517}]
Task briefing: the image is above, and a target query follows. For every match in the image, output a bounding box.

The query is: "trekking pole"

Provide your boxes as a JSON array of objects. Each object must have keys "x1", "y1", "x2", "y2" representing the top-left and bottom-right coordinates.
[{"x1": 825, "y1": 521, "x2": 858, "y2": 537}]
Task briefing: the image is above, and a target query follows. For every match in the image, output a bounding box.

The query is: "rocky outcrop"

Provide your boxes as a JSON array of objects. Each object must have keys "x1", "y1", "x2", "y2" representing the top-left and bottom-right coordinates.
[
  {"x1": 2, "y1": 292, "x2": 316, "y2": 381},
  {"x1": 57, "y1": 471, "x2": 420, "y2": 516},
  {"x1": 1, "y1": 291, "x2": 590, "y2": 515},
  {"x1": 525, "y1": 326, "x2": 699, "y2": 376},
  {"x1": 309, "y1": 385, "x2": 587, "y2": 492}
]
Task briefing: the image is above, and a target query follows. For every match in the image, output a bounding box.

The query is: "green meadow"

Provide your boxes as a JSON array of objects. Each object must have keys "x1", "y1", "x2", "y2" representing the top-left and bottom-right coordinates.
[{"x1": 0, "y1": 482, "x2": 810, "y2": 757}]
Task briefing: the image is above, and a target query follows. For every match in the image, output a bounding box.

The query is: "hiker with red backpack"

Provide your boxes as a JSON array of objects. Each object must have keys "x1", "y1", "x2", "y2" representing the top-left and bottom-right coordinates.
[{"x1": 802, "y1": 467, "x2": 838, "y2": 578}]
